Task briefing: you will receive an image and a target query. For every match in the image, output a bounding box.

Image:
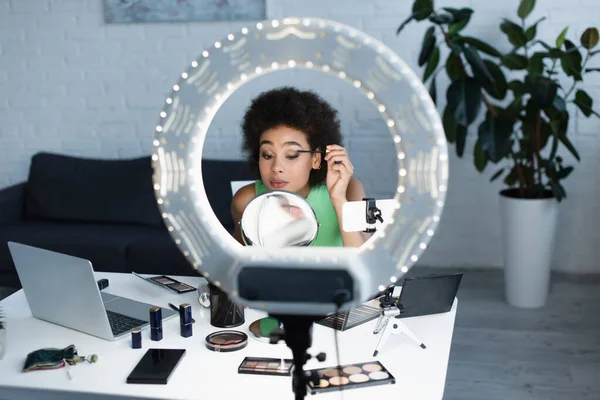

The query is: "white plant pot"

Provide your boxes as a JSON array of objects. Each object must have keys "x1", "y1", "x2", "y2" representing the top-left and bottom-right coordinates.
[
  {"x1": 499, "y1": 190, "x2": 558, "y2": 308},
  {"x1": 0, "y1": 328, "x2": 6, "y2": 360}
]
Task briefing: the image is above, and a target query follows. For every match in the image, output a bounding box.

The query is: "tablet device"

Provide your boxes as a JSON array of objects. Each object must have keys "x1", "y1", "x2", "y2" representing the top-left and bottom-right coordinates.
[
  {"x1": 126, "y1": 349, "x2": 186, "y2": 385},
  {"x1": 397, "y1": 273, "x2": 463, "y2": 318}
]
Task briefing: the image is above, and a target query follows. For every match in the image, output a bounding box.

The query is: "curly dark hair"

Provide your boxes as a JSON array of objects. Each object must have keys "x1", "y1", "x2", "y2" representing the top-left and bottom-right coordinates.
[{"x1": 241, "y1": 86, "x2": 343, "y2": 186}]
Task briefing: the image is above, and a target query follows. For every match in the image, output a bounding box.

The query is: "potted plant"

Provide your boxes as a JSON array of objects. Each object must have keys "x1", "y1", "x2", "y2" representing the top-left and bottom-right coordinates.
[{"x1": 397, "y1": 0, "x2": 600, "y2": 307}]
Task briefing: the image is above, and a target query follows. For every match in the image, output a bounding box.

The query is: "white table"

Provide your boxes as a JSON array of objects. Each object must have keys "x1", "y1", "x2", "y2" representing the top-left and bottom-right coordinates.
[{"x1": 0, "y1": 272, "x2": 457, "y2": 400}]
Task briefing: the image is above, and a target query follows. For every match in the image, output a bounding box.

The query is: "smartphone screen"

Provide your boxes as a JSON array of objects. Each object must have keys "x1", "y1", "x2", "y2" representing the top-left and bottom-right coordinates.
[{"x1": 127, "y1": 349, "x2": 186, "y2": 384}]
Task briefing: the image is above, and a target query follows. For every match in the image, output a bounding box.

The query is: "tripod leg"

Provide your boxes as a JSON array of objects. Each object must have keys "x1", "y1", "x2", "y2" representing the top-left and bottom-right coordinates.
[
  {"x1": 373, "y1": 321, "x2": 392, "y2": 356},
  {"x1": 395, "y1": 321, "x2": 426, "y2": 349},
  {"x1": 373, "y1": 314, "x2": 389, "y2": 335}
]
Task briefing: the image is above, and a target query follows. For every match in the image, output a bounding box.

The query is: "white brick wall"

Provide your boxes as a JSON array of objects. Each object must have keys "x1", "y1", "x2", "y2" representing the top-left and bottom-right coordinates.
[{"x1": 1, "y1": 0, "x2": 599, "y2": 272}]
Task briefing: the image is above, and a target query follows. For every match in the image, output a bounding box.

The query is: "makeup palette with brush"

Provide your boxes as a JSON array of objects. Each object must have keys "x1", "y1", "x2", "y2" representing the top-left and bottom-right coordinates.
[
  {"x1": 305, "y1": 361, "x2": 395, "y2": 394},
  {"x1": 238, "y1": 357, "x2": 294, "y2": 376}
]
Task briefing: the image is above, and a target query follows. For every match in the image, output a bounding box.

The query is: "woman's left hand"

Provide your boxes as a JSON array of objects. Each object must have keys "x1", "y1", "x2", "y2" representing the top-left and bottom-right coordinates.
[{"x1": 324, "y1": 144, "x2": 354, "y2": 204}]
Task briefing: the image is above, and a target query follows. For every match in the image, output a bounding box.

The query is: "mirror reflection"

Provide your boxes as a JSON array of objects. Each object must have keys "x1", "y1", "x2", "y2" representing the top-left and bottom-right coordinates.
[
  {"x1": 202, "y1": 70, "x2": 398, "y2": 248},
  {"x1": 240, "y1": 191, "x2": 318, "y2": 247}
]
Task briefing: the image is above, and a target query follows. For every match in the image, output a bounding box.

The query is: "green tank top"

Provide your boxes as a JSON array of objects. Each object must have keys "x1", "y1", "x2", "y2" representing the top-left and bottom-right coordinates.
[{"x1": 254, "y1": 180, "x2": 343, "y2": 247}]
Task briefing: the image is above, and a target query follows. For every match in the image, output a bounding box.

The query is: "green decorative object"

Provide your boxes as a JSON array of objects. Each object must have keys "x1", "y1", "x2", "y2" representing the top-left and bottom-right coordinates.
[
  {"x1": 23, "y1": 345, "x2": 98, "y2": 378},
  {"x1": 398, "y1": 0, "x2": 600, "y2": 201}
]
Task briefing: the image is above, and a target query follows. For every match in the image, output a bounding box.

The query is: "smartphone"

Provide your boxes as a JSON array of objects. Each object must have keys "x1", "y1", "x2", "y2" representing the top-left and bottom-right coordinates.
[
  {"x1": 132, "y1": 272, "x2": 197, "y2": 294},
  {"x1": 127, "y1": 348, "x2": 186, "y2": 384}
]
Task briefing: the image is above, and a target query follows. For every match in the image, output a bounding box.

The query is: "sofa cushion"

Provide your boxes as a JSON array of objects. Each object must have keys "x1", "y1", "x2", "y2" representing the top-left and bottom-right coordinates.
[
  {"x1": 201, "y1": 159, "x2": 255, "y2": 233},
  {"x1": 125, "y1": 229, "x2": 196, "y2": 277},
  {"x1": 25, "y1": 152, "x2": 163, "y2": 228},
  {"x1": 0, "y1": 221, "x2": 154, "y2": 275}
]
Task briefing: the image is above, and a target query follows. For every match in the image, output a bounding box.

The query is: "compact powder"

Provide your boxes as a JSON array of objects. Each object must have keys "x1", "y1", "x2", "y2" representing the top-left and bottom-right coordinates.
[
  {"x1": 309, "y1": 379, "x2": 330, "y2": 388},
  {"x1": 329, "y1": 376, "x2": 350, "y2": 386},
  {"x1": 249, "y1": 317, "x2": 282, "y2": 342},
  {"x1": 205, "y1": 330, "x2": 248, "y2": 352},
  {"x1": 369, "y1": 371, "x2": 390, "y2": 380},
  {"x1": 343, "y1": 366, "x2": 362, "y2": 375},
  {"x1": 362, "y1": 363, "x2": 382, "y2": 372},
  {"x1": 348, "y1": 373, "x2": 369, "y2": 383},
  {"x1": 323, "y1": 368, "x2": 343, "y2": 377}
]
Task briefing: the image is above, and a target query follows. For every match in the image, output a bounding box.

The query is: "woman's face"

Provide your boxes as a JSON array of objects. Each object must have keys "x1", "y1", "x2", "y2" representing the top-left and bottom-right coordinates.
[{"x1": 258, "y1": 125, "x2": 320, "y2": 198}]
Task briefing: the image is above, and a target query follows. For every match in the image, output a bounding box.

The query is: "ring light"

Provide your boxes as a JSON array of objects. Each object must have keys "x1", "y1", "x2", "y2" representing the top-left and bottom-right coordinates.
[{"x1": 151, "y1": 17, "x2": 449, "y2": 316}]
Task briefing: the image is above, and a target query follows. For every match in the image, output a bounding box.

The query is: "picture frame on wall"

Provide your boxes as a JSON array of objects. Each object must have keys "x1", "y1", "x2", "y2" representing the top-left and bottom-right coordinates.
[{"x1": 103, "y1": 0, "x2": 267, "y2": 24}]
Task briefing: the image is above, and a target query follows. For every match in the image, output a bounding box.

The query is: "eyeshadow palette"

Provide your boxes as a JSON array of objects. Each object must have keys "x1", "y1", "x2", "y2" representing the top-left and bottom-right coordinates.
[
  {"x1": 315, "y1": 304, "x2": 381, "y2": 331},
  {"x1": 205, "y1": 330, "x2": 248, "y2": 352},
  {"x1": 305, "y1": 361, "x2": 395, "y2": 394},
  {"x1": 238, "y1": 357, "x2": 294, "y2": 376}
]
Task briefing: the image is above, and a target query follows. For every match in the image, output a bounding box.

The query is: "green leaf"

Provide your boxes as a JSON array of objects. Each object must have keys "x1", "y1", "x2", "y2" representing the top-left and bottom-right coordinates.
[
  {"x1": 508, "y1": 80, "x2": 526, "y2": 95},
  {"x1": 423, "y1": 46, "x2": 440, "y2": 82},
  {"x1": 478, "y1": 113, "x2": 513, "y2": 163},
  {"x1": 429, "y1": 75, "x2": 437, "y2": 104},
  {"x1": 561, "y1": 40, "x2": 583, "y2": 80},
  {"x1": 443, "y1": 7, "x2": 474, "y2": 33},
  {"x1": 556, "y1": 27, "x2": 569, "y2": 48},
  {"x1": 557, "y1": 165, "x2": 574, "y2": 179},
  {"x1": 502, "y1": 53, "x2": 528, "y2": 70},
  {"x1": 443, "y1": 105, "x2": 468, "y2": 157},
  {"x1": 585, "y1": 68, "x2": 600, "y2": 73},
  {"x1": 479, "y1": 59, "x2": 508, "y2": 100},
  {"x1": 574, "y1": 89, "x2": 594, "y2": 117},
  {"x1": 463, "y1": 45, "x2": 494, "y2": 83},
  {"x1": 429, "y1": 13, "x2": 453, "y2": 25},
  {"x1": 456, "y1": 36, "x2": 502, "y2": 57},
  {"x1": 525, "y1": 17, "x2": 546, "y2": 42},
  {"x1": 530, "y1": 77, "x2": 558, "y2": 108},
  {"x1": 442, "y1": 106, "x2": 456, "y2": 143},
  {"x1": 490, "y1": 168, "x2": 505, "y2": 182},
  {"x1": 518, "y1": 0, "x2": 536, "y2": 19},
  {"x1": 446, "y1": 77, "x2": 483, "y2": 126},
  {"x1": 552, "y1": 95, "x2": 566, "y2": 113},
  {"x1": 581, "y1": 27, "x2": 599, "y2": 50},
  {"x1": 549, "y1": 114, "x2": 580, "y2": 161},
  {"x1": 474, "y1": 140, "x2": 488, "y2": 172},
  {"x1": 528, "y1": 52, "x2": 546, "y2": 75},
  {"x1": 396, "y1": 14, "x2": 415, "y2": 35},
  {"x1": 419, "y1": 27, "x2": 436, "y2": 66},
  {"x1": 413, "y1": 0, "x2": 434, "y2": 21},
  {"x1": 501, "y1": 19, "x2": 528, "y2": 48},
  {"x1": 445, "y1": 53, "x2": 464, "y2": 81}
]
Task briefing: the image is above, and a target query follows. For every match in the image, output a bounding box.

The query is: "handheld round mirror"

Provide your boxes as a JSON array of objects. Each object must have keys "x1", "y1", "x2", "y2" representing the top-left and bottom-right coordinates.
[
  {"x1": 151, "y1": 17, "x2": 449, "y2": 316},
  {"x1": 240, "y1": 191, "x2": 319, "y2": 248}
]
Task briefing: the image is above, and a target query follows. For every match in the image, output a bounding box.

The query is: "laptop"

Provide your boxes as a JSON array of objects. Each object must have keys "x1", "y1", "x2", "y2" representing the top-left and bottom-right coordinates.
[
  {"x1": 396, "y1": 273, "x2": 463, "y2": 318},
  {"x1": 7, "y1": 241, "x2": 177, "y2": 341}
]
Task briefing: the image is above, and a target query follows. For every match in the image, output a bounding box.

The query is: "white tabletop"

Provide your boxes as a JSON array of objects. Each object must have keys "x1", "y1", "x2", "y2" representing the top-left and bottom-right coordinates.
[{"x1": 0, "y1": 272, "x2": 457, "y2": 400}]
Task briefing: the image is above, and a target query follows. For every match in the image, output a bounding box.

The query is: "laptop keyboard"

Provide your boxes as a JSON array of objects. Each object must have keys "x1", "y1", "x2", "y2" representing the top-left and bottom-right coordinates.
[{"x1": 106, "y1": 310, "x2": 147, "y2": 336}]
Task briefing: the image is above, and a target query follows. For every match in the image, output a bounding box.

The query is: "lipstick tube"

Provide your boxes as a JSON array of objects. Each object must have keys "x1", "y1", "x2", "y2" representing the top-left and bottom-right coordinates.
[
  {"x1": 131, "y1": 328, "x2": 142, "y2": 348},
  {"x1": 179, "y1": 303, "x2": 193, "y2": 338},
  {"x1": 149, "y1": 306, "x2": 163, "y2": 341}
]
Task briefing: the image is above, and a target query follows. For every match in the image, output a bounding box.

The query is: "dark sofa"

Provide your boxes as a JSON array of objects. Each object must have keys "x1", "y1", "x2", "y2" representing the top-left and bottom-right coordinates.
[{"x1": 0, "y1": 152, "x2": 254, "y2": 288}]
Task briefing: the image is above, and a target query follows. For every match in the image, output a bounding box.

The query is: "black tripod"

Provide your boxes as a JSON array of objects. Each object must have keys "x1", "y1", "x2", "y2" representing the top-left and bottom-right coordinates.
[{"x1": 269, "y1": 315, "x2": 326, "y2": 400}]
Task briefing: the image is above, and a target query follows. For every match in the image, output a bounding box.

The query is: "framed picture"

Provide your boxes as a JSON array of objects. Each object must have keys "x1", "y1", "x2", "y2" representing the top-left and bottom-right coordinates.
[{"x1": 103, "y1": 0, "x2": 267, "y2": 24}]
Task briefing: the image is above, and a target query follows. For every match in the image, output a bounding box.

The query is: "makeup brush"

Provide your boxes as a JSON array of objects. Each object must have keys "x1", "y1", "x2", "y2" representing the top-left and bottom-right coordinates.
[
  {"x1": 295, "y1": 149, "x2": 329, "y2": 154},
  {"x1": 296, "y1": 149, "x2": 341, "y2": 163}
]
